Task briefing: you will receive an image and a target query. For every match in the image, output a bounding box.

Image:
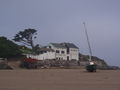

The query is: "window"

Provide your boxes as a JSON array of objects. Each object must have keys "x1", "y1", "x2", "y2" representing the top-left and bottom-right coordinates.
[
  {"x1": 61, "y1": 51, "x2": 65, "y2": 54},
  {"x1": 56, "y1": 50, "x2": 59, "y2": 53},
  {"x1": 56, "y1": 57, "x2": 61, "y2": 60},
  {"x1": 49, "y1": 46, "x2": 51, "y2": 48},
  {"x1": 44, "y1": 51, "x2": 47, "y2": 53},
  {"x1": 67, "y1": 48, "x2": 69, "y2": 54}
]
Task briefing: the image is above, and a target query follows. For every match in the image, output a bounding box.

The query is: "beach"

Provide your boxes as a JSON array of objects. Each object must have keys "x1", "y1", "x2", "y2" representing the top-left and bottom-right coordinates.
[{"x1": 0, "y1": 69, "x2": 120, "y2": 90}]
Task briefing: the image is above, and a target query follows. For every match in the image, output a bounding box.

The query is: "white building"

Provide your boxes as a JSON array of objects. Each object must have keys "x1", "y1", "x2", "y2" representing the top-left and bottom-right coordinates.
[
  {"x1": 26, "y1": 48, "x2": 55, "y2": 60},
  {"x1": 47, "y1": 43, "x2": 67, "y2": 60},
  {"x1": 27, "y1": 43, "x2": 79, "y2": 61}
]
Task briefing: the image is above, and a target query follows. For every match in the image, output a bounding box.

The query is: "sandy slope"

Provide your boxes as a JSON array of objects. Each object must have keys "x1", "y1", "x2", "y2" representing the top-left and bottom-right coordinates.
[{"x1": 0, "y1": 69, "x2": 120, "y2": 90}]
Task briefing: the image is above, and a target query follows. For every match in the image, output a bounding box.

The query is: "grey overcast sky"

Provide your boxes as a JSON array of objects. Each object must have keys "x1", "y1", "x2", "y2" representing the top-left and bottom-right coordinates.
[{"x1": 0, "y1": 0, "x2": 120, "y2": 66}]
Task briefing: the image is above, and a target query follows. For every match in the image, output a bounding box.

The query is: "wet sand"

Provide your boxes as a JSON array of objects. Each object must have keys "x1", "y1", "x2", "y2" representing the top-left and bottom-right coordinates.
[{"x1": 0, "y1": 69, "x2": 120, "y2": 90}]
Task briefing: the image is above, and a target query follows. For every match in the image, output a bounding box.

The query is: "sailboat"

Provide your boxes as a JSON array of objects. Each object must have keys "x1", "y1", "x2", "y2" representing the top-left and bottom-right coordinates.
[{"x1": 83, "y1": 22, "x2": 97, "y2": 72}]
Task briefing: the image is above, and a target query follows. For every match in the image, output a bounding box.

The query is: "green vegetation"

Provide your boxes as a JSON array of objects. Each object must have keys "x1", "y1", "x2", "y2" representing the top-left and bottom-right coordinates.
[
  {"x1": 19, "y1": 46, "x2": 32, "y2": 54},
  {"x1": 0, "y1": 36, "x2": 22, "y2": 58}
]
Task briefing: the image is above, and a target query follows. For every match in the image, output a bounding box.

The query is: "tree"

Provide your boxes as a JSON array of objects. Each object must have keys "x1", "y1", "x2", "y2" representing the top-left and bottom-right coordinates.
[
  {"x1": 0, "y1": 36, "x2": 21, "y2": 58},
  {"x1": 31, "y1": 44, "x2": 39, "y2": 54},
  {"x1": 13, "y1": 29, "x2": 37, "y2": 51}
]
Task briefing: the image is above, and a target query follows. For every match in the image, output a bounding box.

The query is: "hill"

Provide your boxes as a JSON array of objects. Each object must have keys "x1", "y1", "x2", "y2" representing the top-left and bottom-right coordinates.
[
  {"x1": 79, "y1": 53, "x2": 119, "y2": 70},
  {"x1": 0, "y1": 36, "x2": 22, "y2": 58}
]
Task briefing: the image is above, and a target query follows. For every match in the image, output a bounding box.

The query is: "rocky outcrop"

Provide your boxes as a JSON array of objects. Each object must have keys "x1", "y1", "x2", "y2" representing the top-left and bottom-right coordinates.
[
  {"x1": 79, "y1": 54, "x2": 108, "y2": 66},
  {"x1": 79, "y1": 54, "x2": 120, "y2": 70},
  {"x1": 0, "y1": 60, "x2": 12, "y2": 70}
]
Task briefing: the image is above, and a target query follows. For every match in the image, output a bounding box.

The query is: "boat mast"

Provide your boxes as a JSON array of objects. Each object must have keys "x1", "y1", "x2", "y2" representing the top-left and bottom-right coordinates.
[{"x1": 83, "y1": 22, "x2": 92, "y2": 61}]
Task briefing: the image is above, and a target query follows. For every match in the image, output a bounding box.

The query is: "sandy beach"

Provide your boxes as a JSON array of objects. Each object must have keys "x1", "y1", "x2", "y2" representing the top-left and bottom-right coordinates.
[{"x1": 0, "y1": 69, "x2": 120, "y2": 90}]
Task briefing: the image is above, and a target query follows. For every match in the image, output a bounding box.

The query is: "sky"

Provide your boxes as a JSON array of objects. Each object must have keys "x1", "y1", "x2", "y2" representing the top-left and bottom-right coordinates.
[{"x1": 0, "y1": 0, "x2": 120, "y2": 66}]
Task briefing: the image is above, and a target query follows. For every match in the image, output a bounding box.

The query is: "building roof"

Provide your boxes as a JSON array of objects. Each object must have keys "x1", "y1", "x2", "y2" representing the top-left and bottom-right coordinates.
[
  {"x1": 39, "y1": 48, "x2": 54, "y2": 52},
  {"x1": 50, "y1": 43, "x2": 66, "y2": 48},
  {"x1": 61, "y1": 43, "x2": 79, "y2": 49},
  {"x1": 50, "y1": 43, "x2": 79, "y2": 49}
]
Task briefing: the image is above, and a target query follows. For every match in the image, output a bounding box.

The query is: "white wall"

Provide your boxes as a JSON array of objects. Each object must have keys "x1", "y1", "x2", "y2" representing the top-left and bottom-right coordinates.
[
  {"x1": 55, "y1": 48, "x2": 67, "y2": 60},
  {"x1": 26, "y1": 51, "x2": 55, "y2": 60},
  {"x1": 69, "y1": 48, "x2": 79, "y2": 60}
]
